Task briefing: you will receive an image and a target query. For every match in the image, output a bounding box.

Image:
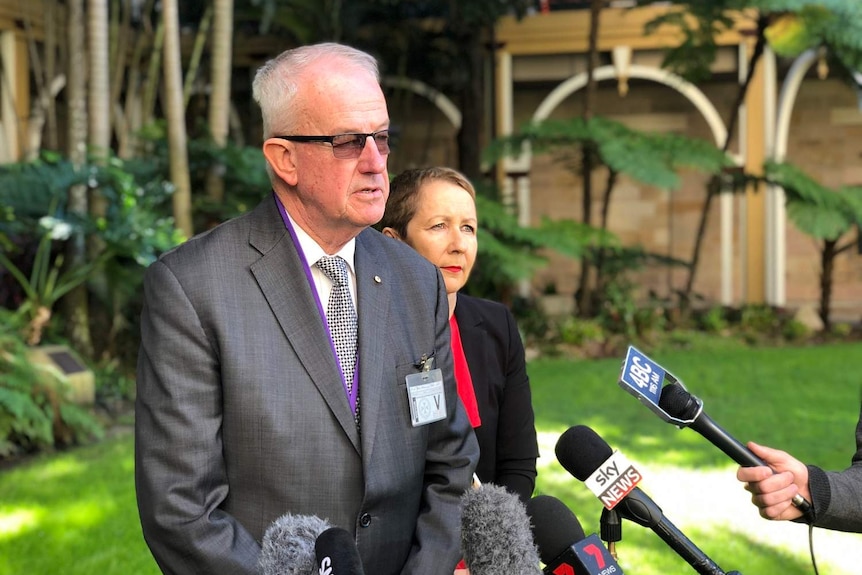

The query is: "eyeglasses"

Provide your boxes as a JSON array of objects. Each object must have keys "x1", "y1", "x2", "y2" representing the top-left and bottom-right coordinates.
[{"x1": 274, "y1": 130, "x2": 390, "y2": 159}]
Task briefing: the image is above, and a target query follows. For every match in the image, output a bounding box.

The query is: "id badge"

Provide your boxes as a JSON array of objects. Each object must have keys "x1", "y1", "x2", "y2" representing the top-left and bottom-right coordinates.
[{"x1": 406, "y1": 368, "x2": 447, "y2": 427}]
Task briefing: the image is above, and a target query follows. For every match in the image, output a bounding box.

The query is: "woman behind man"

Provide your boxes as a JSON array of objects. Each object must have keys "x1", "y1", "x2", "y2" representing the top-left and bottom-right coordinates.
[{"x1": 380, "y1": 167, "x2": 539, "y2": 502}]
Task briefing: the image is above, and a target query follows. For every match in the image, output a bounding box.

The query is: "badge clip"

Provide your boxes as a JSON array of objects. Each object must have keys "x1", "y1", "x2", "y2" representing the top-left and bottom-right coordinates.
[{"x1": 417, "y1": 354, "x2": 435, "y2": 373}]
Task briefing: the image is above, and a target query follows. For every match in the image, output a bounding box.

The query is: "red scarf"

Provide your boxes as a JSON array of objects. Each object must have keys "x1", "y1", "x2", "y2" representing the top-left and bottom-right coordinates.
[{"x1": 449, "y1": 314, "x2": 481, "y2": 428}]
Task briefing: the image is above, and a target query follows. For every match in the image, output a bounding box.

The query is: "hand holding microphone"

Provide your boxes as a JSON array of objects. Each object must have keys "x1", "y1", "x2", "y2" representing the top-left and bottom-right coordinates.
[
  {"x1": 736, "y1": 442, "x2": 813, "y2": 522},
  {"x1": 618, "y1": 345, "x2": 814, "y2": 522}
]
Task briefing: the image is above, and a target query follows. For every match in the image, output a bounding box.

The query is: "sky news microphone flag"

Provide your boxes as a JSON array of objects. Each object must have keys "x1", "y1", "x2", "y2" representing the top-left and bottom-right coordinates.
[{"x1": 556, "y1": 425, "x2": 743, "y2": 575}]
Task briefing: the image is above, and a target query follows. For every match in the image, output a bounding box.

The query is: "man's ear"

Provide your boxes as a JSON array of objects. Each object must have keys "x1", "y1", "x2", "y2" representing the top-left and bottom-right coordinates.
[
  {"x1": 381, "y1": 227, "x2": 401, "y2": 240},
  {"x1": 263, "y1": 138, "x2": 298, "y2": 186}
]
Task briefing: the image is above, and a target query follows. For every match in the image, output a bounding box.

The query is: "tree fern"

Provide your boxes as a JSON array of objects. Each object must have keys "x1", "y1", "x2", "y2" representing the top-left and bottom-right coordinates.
[
  {"x1": 764, "y1": 160, "x2": 862, "y2": 239},
  {"x1": 637, "y1": 0, "x2": 862, "y2": 83},
  {"x1": 486, "y1": 116, "x2": 732, "y2": 191},
  {"x1": 762, "y1": 160, "x2": 862, "y2": 328}
]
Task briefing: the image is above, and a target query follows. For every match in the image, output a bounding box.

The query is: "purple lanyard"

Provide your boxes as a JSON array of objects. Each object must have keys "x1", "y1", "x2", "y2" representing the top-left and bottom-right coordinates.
[{"x1": 274, "y1": 193, "x2": 360, "y2": 412}]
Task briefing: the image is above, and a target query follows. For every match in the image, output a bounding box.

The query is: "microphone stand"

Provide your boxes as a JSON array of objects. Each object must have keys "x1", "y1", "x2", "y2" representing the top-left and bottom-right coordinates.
[
  {"x1": 609, "y1": 491, "x2": 745, "y2": 575},
  {"x1": 600, "y1": 507, "x2": 622, "y2": 561}
]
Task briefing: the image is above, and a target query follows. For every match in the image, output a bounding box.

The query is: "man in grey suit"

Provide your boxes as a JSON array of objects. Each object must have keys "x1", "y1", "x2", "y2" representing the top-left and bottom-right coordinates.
[{"x1": 134, "y1": 43, "x2": 479, "y2": 574}]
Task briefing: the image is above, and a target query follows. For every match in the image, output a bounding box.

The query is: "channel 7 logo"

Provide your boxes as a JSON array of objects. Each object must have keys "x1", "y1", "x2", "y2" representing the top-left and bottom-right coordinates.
[{"x1": 548, "y1": 534, "x2": 622, "y2": 575}]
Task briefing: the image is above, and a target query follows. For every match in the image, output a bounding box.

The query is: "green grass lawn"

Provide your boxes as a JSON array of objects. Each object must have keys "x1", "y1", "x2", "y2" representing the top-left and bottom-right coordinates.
[
  {"x1": 0, "y1": 430, "x2": 159, "y2": 575},
  {"x1": 530, "y1": 339, "x2": 862, "y2": 575},
  {"x1": 1, "y1": 340, "x2": 860, "y2": 574}
]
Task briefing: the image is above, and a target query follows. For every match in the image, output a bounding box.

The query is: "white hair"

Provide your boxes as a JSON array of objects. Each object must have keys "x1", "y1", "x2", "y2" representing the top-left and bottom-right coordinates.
[{"x1": 252, "y1": 43, "x2": 380, "y2": 139}]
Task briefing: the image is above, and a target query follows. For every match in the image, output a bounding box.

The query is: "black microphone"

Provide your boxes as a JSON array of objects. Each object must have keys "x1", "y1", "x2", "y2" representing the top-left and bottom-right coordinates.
[
  {"x1": 460, "y1": 482, "x2": 542, "y2": 575},
  {"x1": 314, "y1": 527, "x2": 366, "y2": 575},
  {"x1": 659, "y1": 382, "x2": 814, "y2": 519},
  {"x1": 556, "y1": 425, "x2": 741, "y2": 575},
  {"x1": 617, "y1": 345, "x2": 812, "y2": 521},
  {"x1": 526, "y1": 494, "x2": 625, "y2": 575},
  {"x1": 259, "y1": 513, "x2": 332, "y2": 575}
]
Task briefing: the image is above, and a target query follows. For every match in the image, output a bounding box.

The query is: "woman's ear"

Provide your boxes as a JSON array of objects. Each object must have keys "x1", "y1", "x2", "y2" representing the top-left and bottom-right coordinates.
[{"x1": 381, "y1": 227, "x2": 401, "y2": 240}]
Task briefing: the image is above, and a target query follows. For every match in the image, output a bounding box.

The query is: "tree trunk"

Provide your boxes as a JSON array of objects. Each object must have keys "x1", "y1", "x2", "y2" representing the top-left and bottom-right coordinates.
[
  {"x1": 44, "y1": 2, "x2": 59, "y2": 150},
  {"x1": 593, "y1": 169, "x2": 618, "y2": 300},
  {"x1": 21, "y1": 2, "x2": 61, "y2": 156},
  {"x1": 457, "y1": 33, "x2": 484, "y2": 182},
  {"x1": 205, "y1": 0, "x2": 234, "y2": 216},
  {"x1": 576, "y1": 0, "x2": 602, "y2": 317},
  {"x1": 63, "y1": 0, "x2": 93, "y2": 358},
  {"x1": 117, "y1": 0, "x2": 156, "y2": 158},
  {"x1": 183, "y1": 4, "x2": 213, "y2": 109},
  {"x1": 89, "y1": 0, "x2": 111, "y2": 169},
  {"x1": 162, "y1": 0, "x2": 194, "y2": 238},
  {"x1": 819, "y1": 239, "x2": 836, "y2": 331},
  {"x1": 142, "y1": 20, "x2": 166, "y2": 131}
]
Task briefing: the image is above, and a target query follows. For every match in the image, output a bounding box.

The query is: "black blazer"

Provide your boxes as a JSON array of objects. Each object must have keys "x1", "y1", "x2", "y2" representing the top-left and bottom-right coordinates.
[{"x1": 454, "y1": 293, "x2": 539, "y2": 502}]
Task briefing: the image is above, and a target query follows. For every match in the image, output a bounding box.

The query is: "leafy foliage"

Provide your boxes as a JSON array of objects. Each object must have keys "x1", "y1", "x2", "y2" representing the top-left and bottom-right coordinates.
[
  {"x1": 485, "y1": 116, "x2": 732, "y2": 190},
  {"x1": 637, "y1": 0, "x2": 862, "y2": 84},
  {"x1": 762, "y1": 160, "x2": 862, "y2": 240},
  {"x1": 0, "y1": 153, "x2": 184, "y2": 357},
  {"x1": 0, "y1": 228, "x2": 108, "y2": 344},
  {"x1": 734, "y1": 160, "x2": 862, "y2": 329},
  {"x1": 464, "y1": 184, "x2": 614, "y2": 300},
  {"x1": 0, "y1": 154, "x2": 183, "y2": 269},
  {"x1": 0, "y1": 309, "x2": 103, "y2": 458}
]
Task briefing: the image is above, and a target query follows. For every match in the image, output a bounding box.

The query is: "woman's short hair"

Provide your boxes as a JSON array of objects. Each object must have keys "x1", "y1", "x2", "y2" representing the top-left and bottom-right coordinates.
[{"x1": 381, "y1": 167, "x2": 476, "y2": 239}]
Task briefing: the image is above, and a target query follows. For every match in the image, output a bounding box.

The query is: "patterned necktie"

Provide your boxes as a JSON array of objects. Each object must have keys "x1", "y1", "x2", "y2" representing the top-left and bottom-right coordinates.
[{"x1": 317, "y1": 255, "x2": 359, "y2": 423}]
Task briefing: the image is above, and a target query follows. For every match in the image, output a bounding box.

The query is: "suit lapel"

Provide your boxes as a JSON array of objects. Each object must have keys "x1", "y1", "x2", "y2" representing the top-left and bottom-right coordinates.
[
  {"x1": 248, "y1": 197, "x2": 361, "y2": 452},
  {"x1": 354, "y1": 229, "x2": 391, "y2": 459},
  {"x1": 455, "y1": 295, "x2": 486, "y2": 386}
]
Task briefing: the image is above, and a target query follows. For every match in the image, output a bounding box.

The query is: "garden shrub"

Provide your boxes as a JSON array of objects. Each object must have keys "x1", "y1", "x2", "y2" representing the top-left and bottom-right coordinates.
[
  {"x1": 0, "y1": 309, "x2": 103, "y2": 458},
  {"x1": 697, "y1": 305, "x2": 728, "y2": 333},
  {"x1": 558, "y1": 317, "x2": 605, "y2": 346}
]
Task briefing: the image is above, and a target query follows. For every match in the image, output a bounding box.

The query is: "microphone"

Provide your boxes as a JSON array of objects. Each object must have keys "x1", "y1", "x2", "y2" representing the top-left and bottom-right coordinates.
[
  {"x1": 314, "y1": 527, "x2": 366, "y2": 575},
  {"x1": 659, "y1": 382, "x2": 764, "y2": 465},
  {"x1": 526, "y1": 494, "x2": 624, "y2": 575},
  {"x1": 617, "y1": 345, "x2": 813, "y2": 520},
  {"x1": 259, "y1": 512, "x2": 332, "y2": 575},
  {"x1": 556, "y1": 425, "x2": 741, "y2": 575},
  {"x1": 460, "y1": 482, "x2": 542, "y2": 575}
]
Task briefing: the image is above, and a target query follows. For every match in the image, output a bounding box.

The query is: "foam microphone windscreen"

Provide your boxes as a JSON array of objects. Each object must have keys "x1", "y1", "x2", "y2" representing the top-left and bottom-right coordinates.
[
  {"x1": 555, "y1": 425, "x2": 614, "y2": 481},
  {"x1": 658, "y1": 383, "x2": 700, "y2": 420},
  {"x1": 460, "y1": 483, "x2": 542, "y2": 575},
  {"x1": 259, "y1": 512, "x2": 332, "y2": 575}
]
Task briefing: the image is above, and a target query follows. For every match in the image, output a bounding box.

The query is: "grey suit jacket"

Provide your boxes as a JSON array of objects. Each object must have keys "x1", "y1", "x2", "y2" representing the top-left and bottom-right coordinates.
[
  {"x1": 135, "y1": 195, "x2": 479, "y2": 574},
  {"x1": 807, "y1": 400, "x2": 862, "y2": 532}
]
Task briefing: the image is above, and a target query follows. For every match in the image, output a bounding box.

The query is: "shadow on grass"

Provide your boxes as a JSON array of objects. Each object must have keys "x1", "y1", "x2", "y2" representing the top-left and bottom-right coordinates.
[{"x1": 0, "y1": 432, "x2": 160, "y2": 575}]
